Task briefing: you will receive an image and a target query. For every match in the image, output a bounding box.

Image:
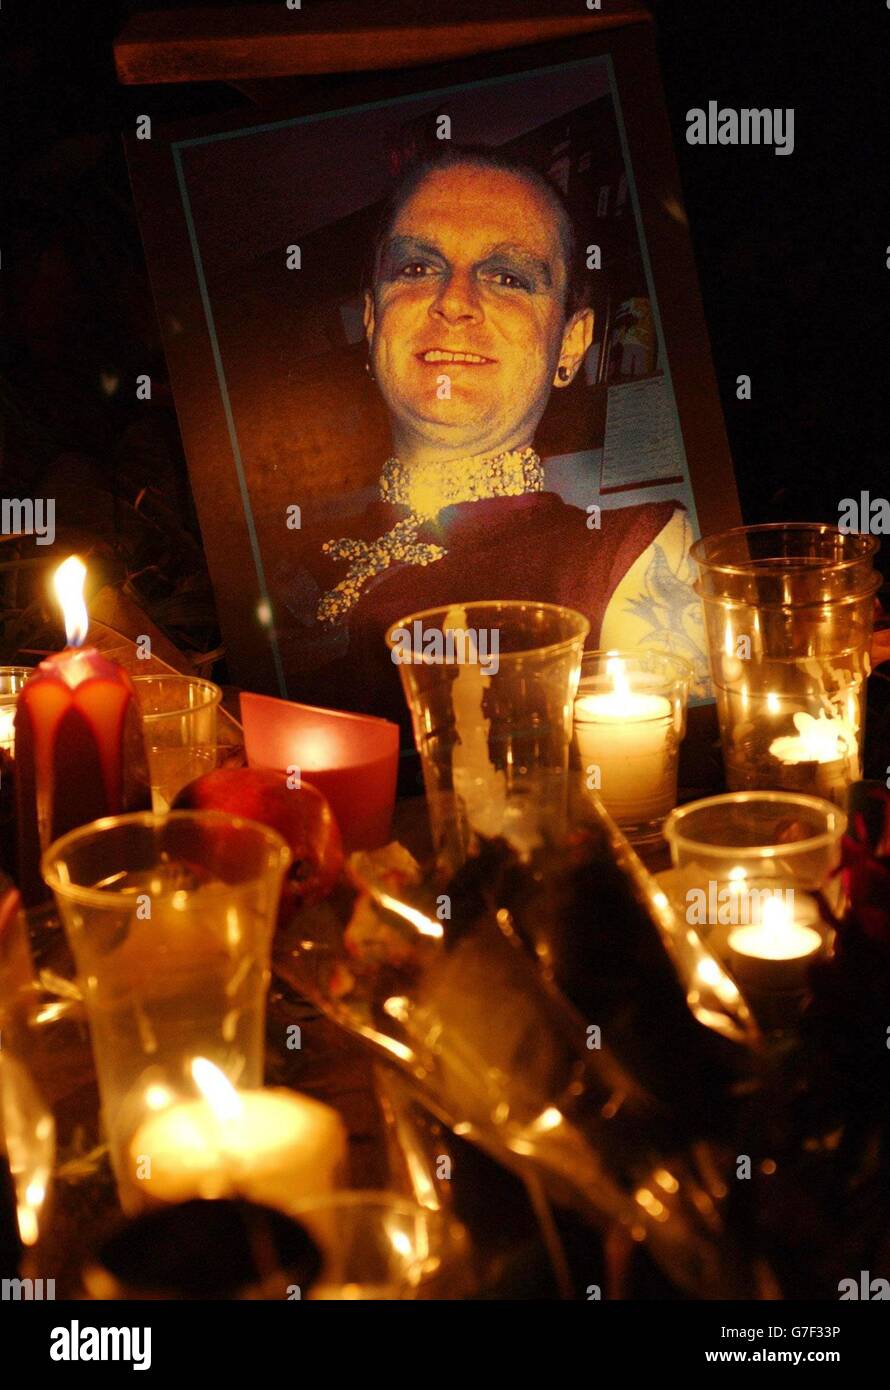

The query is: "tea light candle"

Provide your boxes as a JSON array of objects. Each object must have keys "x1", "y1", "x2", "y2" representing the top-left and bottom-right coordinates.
[
  {"x1": 728, "y1": 894, "x2": 822, "y2": 995},
  {"x1": 769, "y1": 708, "x2": 858, "y2": 769},
  {"x1": 129, "y1": 1066, "x2": 346, "y2": 1214},
  {"x1": 574, "y1": 656, "x2": 674, "y2": 821},
  {"x1": 768, "y1": 708, "x2": 861, "y2": 803}
]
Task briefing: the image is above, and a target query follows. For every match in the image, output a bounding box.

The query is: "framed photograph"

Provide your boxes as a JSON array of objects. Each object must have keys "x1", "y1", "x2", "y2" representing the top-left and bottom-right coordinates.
[{"x1": 126, "y1": 18, "x2": 739, "y2": 730}]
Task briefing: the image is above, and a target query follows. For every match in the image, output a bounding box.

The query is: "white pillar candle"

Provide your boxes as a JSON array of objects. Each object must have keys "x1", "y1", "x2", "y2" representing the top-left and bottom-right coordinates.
[
  {"x1": 128, "y1": 1078, "x2": 346, "y2": 1214},
  {"x1": 574, "y1": 657, "x2": 674, "y2": 822}
]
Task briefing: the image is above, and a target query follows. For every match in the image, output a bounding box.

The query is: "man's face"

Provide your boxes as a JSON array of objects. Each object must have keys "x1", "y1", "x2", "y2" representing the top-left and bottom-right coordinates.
[{"x1": 366, "y1": 164, "x2": 578, "y2": 460}]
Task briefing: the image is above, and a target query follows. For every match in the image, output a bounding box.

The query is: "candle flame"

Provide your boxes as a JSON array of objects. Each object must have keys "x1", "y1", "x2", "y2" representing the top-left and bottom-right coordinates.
[
  {"x1": 18, "y1": 1181, "x2": 46, "y2": 1247},
  {"x1": 760, "y1": 895, "x2": 792, "y2": 933},
  {"x1": 53, "y1": 555, "x2": 89, "y2": 648},
  {"x1": 191, "y1": 1057, "x2": 243, "y2": 1122},
  {"x1": 605, "y1": 654, "x2": 631, "y2": 700}
]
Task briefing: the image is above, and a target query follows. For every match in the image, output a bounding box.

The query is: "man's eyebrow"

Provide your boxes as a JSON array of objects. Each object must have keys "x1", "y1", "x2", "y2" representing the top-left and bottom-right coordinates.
[
  {"x1": 479, "y1": 242, "x2": 554, "y2": 287},
  {"x1": 380, "y1": 234, "x2": 446, "y2": 265}
]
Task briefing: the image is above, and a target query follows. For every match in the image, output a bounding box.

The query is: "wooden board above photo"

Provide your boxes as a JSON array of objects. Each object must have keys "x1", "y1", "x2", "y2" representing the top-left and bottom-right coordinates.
[{"x1": 114, "y1": 1, "x2": 653, "y2": 85}]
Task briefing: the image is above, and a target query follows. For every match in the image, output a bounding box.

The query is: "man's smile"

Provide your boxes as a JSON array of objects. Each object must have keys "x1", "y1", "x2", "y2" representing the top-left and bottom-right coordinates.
[{"x1": 415, "y1": 348, "x2": 497, "y2": 365}]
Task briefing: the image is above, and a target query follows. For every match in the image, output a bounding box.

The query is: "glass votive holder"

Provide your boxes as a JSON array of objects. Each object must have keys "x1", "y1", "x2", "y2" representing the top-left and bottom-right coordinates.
[
  {"x1": 573, "y1": 649, "x2": 691, "y2": 843},
  {"x1": 132, "y1": 674, "x2": 222, "y2": 813},
  {"x1": 387, "y1": 601, "x2": 589, "y2": 870},
  {"x1": 0, "y1": 667, "x2": 33, "y2": 754},
  {"x1": 290, "y1": 1190, "x2": 472, "y2": 1300},
  {"x1": 663, "y1": 791, "x2": 845, "y2": 1027},
  {"x1": 0, "y1": 672, "x2": 33, "y2": 881},
  {"x1": 41, "y1": 810, "x2": 291, "y2": 1204},
  {"x1": 691, "y1": 524, "x2": 881, "y2": 806}
]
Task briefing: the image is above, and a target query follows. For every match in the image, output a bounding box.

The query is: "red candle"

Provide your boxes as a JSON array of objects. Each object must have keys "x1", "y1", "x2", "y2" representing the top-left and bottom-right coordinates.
[
  {"x1": 15, "y1": 557, "x2": 151, "y2": 907},
  {"x1": 239, "y1": 691, "x2": 399, "y2": 852}
]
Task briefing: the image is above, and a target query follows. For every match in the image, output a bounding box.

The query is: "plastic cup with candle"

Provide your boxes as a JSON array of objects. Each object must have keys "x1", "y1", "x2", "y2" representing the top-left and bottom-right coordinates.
[
  {"x1": 0, "y1": 669, "x2": 33, "y2": 881},
  {"x1": 573, "y1": 649, "x2": 690, "y2": 843},
  {"x1": 41, "y1": 810, "x2": 291, "y2": 1204},
  {"x1": 0, "y1": 669, "x2": 32, "y2": 755},
  {"x1": 691, "y1": 523, "x2": 879, "y2": 806},
  {"x1": 132, "y1": 674, "x2": 222, "y2": 813},
  {"x1": 386, "y1": 602, "x2": 589, "y2": 871},
  {"x1": 663, "y1": 790, "x2": 847, "y2": 919},
  {"x1": 126, "y1": 1058, "x2": 346, "y2": 1217},
  {"x1": 663, "y1": 790, "x2": 843, "y2": 1027}
]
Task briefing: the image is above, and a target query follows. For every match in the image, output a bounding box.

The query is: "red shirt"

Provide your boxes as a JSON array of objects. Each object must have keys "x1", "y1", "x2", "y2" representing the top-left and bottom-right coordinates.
[{"x1": 292, "y1": 491, "x2": 680, "y2": 731}]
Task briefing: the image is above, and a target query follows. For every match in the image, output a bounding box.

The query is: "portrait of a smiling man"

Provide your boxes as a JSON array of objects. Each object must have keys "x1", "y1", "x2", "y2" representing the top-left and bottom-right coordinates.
[
  {"x1": 149, "y1": 57, "x2": 722, "y2": 721},
  {"x1": 294, "y1": 142, "x2": 697, "y2": 724}
]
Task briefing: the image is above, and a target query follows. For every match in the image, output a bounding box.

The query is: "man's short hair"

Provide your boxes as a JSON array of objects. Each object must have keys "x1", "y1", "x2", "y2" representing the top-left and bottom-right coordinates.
[{"x1": 368, "y1": 143, "x2": 591, "y2": 319}]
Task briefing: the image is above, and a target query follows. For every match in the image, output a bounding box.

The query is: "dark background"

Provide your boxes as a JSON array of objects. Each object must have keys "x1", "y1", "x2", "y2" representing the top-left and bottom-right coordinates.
[{"x1": 3, "y1": 0, "x2": 889, "y2": 664}]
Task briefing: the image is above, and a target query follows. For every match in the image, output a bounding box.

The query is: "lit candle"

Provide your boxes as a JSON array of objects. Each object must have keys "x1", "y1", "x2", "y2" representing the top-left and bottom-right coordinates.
[
  {"x1": 128, "y1": 1060, "x2": 346, "y2": 1214},
  {"x1": 769, "y1": 708, "x2": 858, "y2": 767},
  {"x1": 728, "y1": 893, "x2": 822, "y2": 995},
  {"x1": 0, "y1": 705, "x2": 16, "y2": 755},
  {"x1": 14, "y1": 556, "x2": 151, "y2": 907},
  {"x1": 769, "y1": 708, "x2": 860, "y2": 800},
  {"x1": 574, "y1": 656, "x2": 674, "y2": 822},
  {"x1": 0, "y1": 669, "x2": 31, "y2": 756}
]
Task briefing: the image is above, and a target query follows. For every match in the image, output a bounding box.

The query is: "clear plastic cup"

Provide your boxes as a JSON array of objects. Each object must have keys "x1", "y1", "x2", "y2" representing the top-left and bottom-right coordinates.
[
  {"x1": 386, "y1": 601, "x2": 589, "y2": 869},
  {"x1": 41, "y1": 811, "x2": 290, "y2": 1204},
  {"x1": 132, "y1": 675, "x2": 222, "y2": 812},
  {"x1": 691, "y1": 525, "x2": 880, "y2": 804}
]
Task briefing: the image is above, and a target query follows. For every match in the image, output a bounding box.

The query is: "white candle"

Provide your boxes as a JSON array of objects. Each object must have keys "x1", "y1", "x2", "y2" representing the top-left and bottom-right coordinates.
[
  {"x1": 128, "y1": 1066, "x2": 346, "y2": 1214},
  {"x1": 574, "y1": 657, "x2": 674, "y2": 821},
  {"x1": 0, "y1": 702, "x2": 15, "y2": 753},
  {"x1": 769, "y1": 709, "x2": 859, "y2": 772},
  {"x1": 728, "y1": 894, "x2": 821, "y2": 994}
]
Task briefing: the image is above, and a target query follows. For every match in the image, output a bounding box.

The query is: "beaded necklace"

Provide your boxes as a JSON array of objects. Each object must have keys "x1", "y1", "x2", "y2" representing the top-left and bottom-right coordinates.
[{"x1": 316, "y1": 445, "x2": 543, "y2": 624}]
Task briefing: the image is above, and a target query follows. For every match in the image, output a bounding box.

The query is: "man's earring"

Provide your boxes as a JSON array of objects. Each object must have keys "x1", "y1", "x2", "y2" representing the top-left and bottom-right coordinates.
[{"x1": 557, "y1": 365, "x2": 571, "y2": 382}]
